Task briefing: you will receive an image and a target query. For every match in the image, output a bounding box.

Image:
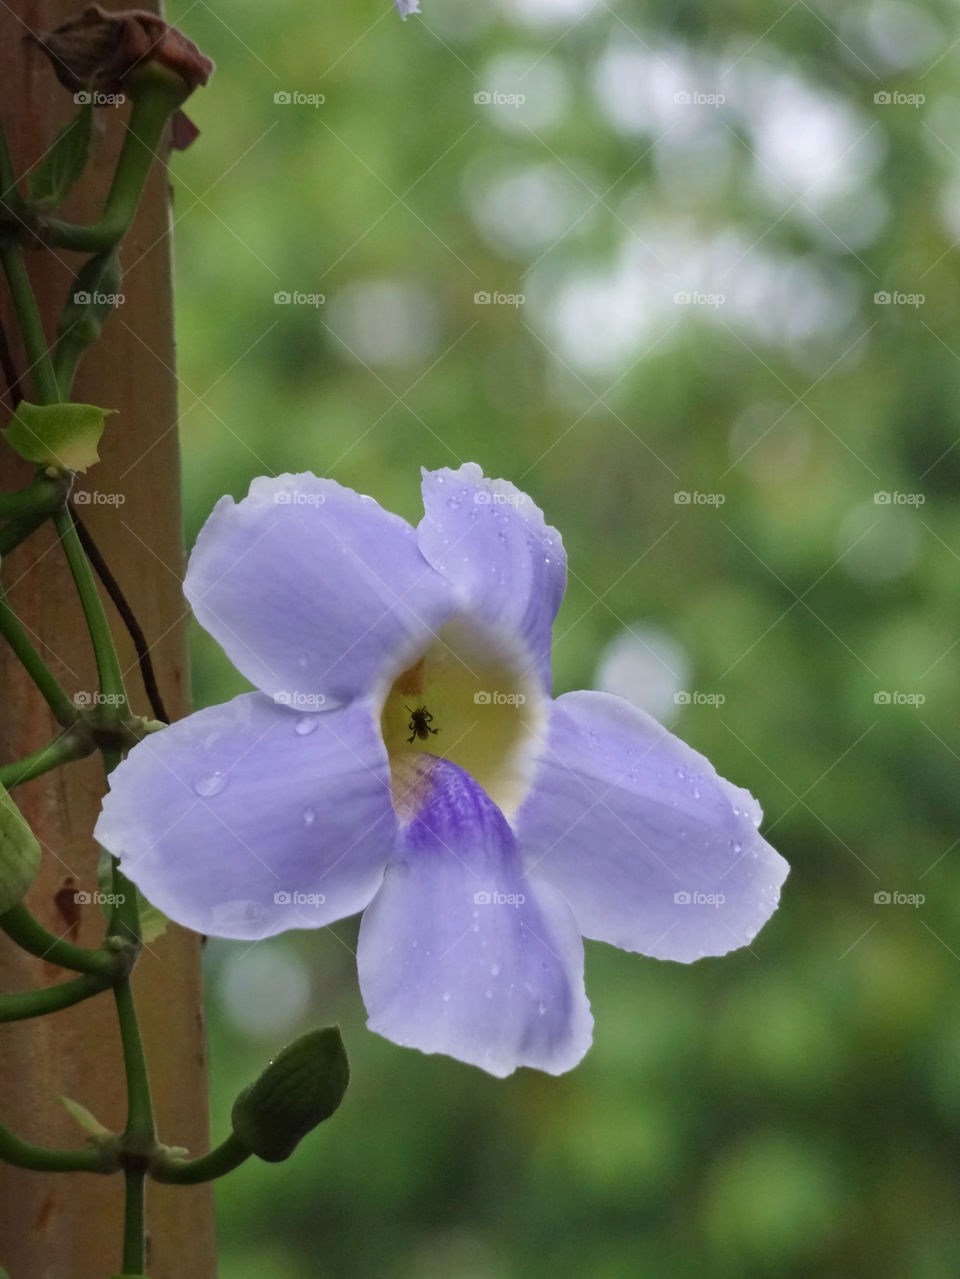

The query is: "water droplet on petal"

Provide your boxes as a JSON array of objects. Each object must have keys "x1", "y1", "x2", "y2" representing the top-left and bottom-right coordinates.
[
  {"x1": 303, "y1": 807, "x2": 316, "y2": 826},
  {"x1": 537, "y1": 1002, "x2": 548, "y2": 1015},
  {"x1": 732, "y1": 841, "x2": 742, "y2": 853},
  {"x1": 675, "y1": 768, "x2": 686, "y2": 780},
  {"x1": 484, "y1": 989, "x2": 494, "y2": 1000},
  {"x1": 442, "y1": 991, "x2": 451, "y2": 1002},
  {"x1": 193, "y1": 771, "x2": 227, "y2": 798},
  {"x1": 446, "y1": 496, "x2": 462, "y2": 510},
  {"x1": 295, "y1": 715, "x2": 318, "y2": 736},
  {"x1": 489, "y1": 963, "x2": 500, "y2": 976}
]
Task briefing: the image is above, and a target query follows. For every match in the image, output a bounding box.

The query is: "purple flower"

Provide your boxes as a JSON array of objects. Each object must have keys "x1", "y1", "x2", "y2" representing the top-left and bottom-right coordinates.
[{"x1": 95, "y1": 465, "x2": 788, "y2": 1077}]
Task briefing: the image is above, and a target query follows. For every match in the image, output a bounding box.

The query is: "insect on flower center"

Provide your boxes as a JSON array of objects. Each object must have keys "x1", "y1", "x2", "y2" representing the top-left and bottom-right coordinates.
[{"x1": 379, "y1": 617, "x2": 546, "y2": 820}]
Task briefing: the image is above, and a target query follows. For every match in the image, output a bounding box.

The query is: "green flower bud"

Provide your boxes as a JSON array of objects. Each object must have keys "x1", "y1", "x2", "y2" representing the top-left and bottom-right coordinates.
[{"x1": 230, "y1": 1027, "x2": 349, "y2": 1163}]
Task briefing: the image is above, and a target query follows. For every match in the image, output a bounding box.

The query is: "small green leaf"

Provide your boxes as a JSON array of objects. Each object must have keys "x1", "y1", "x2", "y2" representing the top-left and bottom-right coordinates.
[
  {"x1": 137, "y1": 891, "x2": 168, "y2": 944},
  {"x1": 3, "y1": 401, "x2": 113, "y2": 472},
  {"x1": 27, "y1": 103, "x2": 93, "y2": 211},
  {"x1": 0, "y1": 782, "x2": 41, "y2": 915},
  {"x1": 231, "y1": 1027, "x2": 349, "y2": 1162},
  {"x1": 59, "y1": 1095, "x2": 112, "y2": 1139}
]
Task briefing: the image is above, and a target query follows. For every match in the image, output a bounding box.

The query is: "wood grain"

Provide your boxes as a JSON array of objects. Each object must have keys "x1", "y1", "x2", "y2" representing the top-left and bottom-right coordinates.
[{"x1": 0, "y1": 3, "x2": 216, "y2": 1275}]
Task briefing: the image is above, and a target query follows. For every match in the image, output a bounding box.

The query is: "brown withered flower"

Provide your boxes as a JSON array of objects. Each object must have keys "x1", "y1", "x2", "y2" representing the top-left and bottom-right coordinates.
[{"x1": 28, "y1": 5, "x2": 213, "y2": 98}]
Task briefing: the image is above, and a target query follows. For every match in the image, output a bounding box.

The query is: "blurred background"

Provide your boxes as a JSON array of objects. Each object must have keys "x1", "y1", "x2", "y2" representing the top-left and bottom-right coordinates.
[{"x1": 164, "y1": 0, "x2": 960, "y2": 1274}]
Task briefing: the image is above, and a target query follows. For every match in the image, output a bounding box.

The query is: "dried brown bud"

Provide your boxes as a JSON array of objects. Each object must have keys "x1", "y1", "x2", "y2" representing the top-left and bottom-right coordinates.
[{"x1": 29, "y1": 5, "x2": 213, "y2": 98}]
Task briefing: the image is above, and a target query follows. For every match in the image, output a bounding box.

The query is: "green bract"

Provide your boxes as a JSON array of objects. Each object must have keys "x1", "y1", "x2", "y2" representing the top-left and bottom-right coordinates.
[
  {"x1": 0, "y1": 782, "x2": 41, "y2": 915},
  {"x1": 3, "y1": 401, "x2": 113, "y2": 472}
]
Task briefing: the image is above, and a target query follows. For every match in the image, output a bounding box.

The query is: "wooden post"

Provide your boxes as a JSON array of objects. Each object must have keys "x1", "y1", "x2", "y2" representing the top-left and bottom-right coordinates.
[{"x1": 0, "y1": 3, "x2": 216, "y2": 1275}]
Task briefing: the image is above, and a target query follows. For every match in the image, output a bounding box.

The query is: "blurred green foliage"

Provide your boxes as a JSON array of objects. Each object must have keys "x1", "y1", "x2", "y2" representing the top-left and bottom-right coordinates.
[{"x1": 166, "y1": 0, "x2": 960, "y2": 1273}]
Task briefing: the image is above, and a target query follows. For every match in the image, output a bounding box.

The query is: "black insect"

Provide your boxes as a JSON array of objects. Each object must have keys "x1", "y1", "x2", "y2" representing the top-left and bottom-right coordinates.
[{"x1": 406, "y1": 704, "x2": 439, "y2": 744}]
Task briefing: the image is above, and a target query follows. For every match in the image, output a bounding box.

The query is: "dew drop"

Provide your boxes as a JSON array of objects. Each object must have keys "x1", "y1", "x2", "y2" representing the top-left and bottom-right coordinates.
[
  {"x1": 303, "y1": 807, "x2": 316, "y2": 826},
  {"x1": 442, "y1": 991, "x2": 451, "y2": 1002},
  {"x1": 193, "y1": 771, "x2": 227, "y2": 798},
  {"x1": 675, "y1": 768, "x2": 686, "y2": 780},
  {"x1": 446, "y1": 496, "x2": 462, "y2": 510},
  {"x1": 732, "y1": 841, "x2": 742, "y2": 853},
  {"x1": 537, "y1": 1002, "x2": 548, "y2": 1015},
  {"x1": 489, "y1": 963, "x2": 500, "y2": 977},
  {"x1": 295, "y1": 715, "x2": 318, "y2": 736},
  {"x1": 484, "y1": 989, "x2": 494, "y2": 1000},
  {"x1": 692, "y1": 788, "x2": 701, "y2": 800}
]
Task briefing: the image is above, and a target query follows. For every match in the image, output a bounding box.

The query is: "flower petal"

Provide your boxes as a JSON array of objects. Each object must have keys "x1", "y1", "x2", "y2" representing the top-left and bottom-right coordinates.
[
  {"x1": 515, "y1": 691, "x2": 788, "y2": 962},
  {"x1": 358, "y1": 757, "x2": 592, "y2": 1077},
  {"x1": 417, "y1": 464, "x2": 565, "y2": 691},
  {"x1": 185, "y1": 473, "x2": 456, "y2": 709},
  {"x1": 95, "y1": 693, "x2": 395, "y2": 940}
]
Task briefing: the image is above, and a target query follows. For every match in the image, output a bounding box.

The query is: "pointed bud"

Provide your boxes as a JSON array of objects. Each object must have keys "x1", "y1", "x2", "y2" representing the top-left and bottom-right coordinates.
[{"x1": 230, "y1": 1028, "x2": 349, "y2": 1162}]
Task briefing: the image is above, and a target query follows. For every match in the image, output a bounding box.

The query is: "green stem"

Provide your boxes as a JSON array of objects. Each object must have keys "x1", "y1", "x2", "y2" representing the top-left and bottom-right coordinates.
[
  {"x1": 108, "y1": 760, "x2": 153, "y2": 1273},
  {"x1": 0, "y1": 972, "x2": 108, "y2": 1022},
  {"x1": 0, "y1": 509, "x2": 53, "y2": 556},
  {"x1": 0, "y1": 728, "x2": 95, "y2": 789},
  {"x1": 54, "y1": 507, "x2": 127, "y2": 711},
  {"x1": 0, "y1": 1120, "x2": 115, "y2": 1173},
  {"x1": 151, "y1": 1132, "x2": 251, "y2": 1185},
  {"x1": 0, "y1": 237, "x2": 60, "y2": 403},
  {"x1": 0, "y1": 902, "x2": 131, "y2": 977},
  {"x1": 0, "y1": 119, "x2": 23, "y2": 221},
  {"x1": 0, "y1": 471, "x2": 69, "y2": 521},
  {"x1": 42, "y1": 70, "x2": 187, "y2": 255},
  {"x1": 121, "y1": 1168, "x2": 147, "y2": 1274},
  {"x1": 0, "y1": 588, "x2": 80, "y2": 727},
  {"x1": 113, "y1": 974, "x2": 154, "y2": 1147}
]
